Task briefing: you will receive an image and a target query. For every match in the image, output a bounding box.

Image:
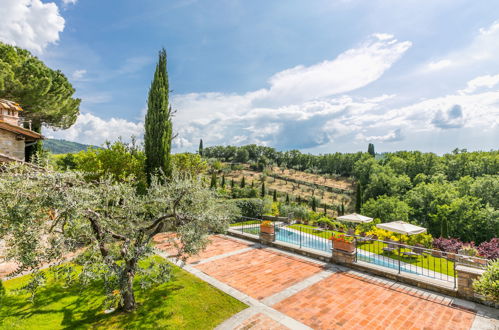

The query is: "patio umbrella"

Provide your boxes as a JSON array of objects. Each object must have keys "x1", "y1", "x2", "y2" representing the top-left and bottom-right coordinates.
[
  {"x1": 337, "y1": 213, "x2": 373, "y2": 224},
  {"x1": 376, "y1": 221, "x2": 426, "y2": 235}
]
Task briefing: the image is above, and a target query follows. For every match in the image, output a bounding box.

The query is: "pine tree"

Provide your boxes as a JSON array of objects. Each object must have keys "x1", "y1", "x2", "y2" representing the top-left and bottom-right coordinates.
[
  {"x1": 198, "y1": 139, "x2": 203, "y2": 157},
  {"x1": 273, "y1": 189, "x2": 277, "y2": 202},
  {"x1": 210, "y1": 173, "x2": 217, "y2": 189},
  {"x1": 261, "y1": 182, "x2": 265, "y2": 198},
  {"x1": 355, "y1": 183, "x2": 362, "y2": 213},
  {"x1": 285, "y1": 193, "x2": 290, "y2": 204},
  {"x1": 144, "y1": 49, "x2": 172, "y2": 183},
  {"x1": 368, "y1": 143, "x2": 375, "y2": 157},
  {"x1": 221, "y1": 174, "x2": 225, "y2": 188},
  {"x1": 240, "y1": 176, "x2": 246, "y2": 188}
]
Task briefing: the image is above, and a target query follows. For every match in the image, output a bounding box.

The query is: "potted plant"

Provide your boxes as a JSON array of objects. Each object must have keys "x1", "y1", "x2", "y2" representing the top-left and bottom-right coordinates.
[
  {"x1": 260, "y1": 221, "x2": 274, "y2": 234},
  {"x1": 330, "y1": 233, "x2": 356, "y2": 253}
]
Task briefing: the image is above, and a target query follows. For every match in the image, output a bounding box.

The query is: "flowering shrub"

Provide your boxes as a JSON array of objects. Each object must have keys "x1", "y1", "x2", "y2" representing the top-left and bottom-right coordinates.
[
  {"x1": 473, "y1": 259, "x2": 499, "y2": 303},
  {"x1": 261, "y1": 220, "x2": 273, "y2": 227},
  {"x1": 330, "y1": 233, "x2": 355, "y2": 243},
  {"x1": 406, "y1": 233, "x2": 434, "y2": 248},
  {"x1": 478, "y1": 238, "x2": 499, "y2": 260},
  {"x1": 432, "y1": 237, "x2": 463, "y2": 253}
]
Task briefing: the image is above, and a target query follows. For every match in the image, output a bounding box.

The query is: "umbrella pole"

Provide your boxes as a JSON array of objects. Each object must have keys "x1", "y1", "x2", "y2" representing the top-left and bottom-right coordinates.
[{"x1": 398, "y1": 233, "x2": 402, "y2": 274}]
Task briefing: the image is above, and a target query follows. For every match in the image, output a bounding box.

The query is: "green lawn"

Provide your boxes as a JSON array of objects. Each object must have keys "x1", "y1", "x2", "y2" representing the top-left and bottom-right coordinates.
[
  {"x1": 229, "y1": 220, "x2": 261, "y2": 227},
  {"x1": 0, "y1": 257, "x2": 247, "y2": 329},
  {"x1": 288, "y1": 224, "x2": 456, "y2": 277}
]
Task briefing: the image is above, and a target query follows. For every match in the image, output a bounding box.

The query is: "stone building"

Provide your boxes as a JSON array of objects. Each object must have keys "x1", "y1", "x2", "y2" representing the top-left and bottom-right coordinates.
[{"x1": 0, "y1": 99, "x2": 43, "y2": 162}]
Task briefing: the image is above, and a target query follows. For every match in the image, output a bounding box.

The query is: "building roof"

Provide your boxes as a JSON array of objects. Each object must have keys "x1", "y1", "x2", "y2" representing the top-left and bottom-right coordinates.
[
  {"x1": 0, "y1": 121, "x2": 44, "y2": 140},
  {"x1": 0, "y1": 99, "x2": 23, "y2": 112}
]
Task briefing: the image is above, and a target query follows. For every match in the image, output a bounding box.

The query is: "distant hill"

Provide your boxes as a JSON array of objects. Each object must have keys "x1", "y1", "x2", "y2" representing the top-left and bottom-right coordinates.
[{"x1": 43, "y1": 139, "x2": 100, "y2": 154}]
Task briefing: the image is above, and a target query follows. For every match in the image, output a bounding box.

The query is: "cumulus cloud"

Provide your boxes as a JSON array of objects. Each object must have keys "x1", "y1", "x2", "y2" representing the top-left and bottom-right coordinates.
[
  {"x1": 431, "y1": 104, "x2": 465, "y2": 129},
  {"x1": 62, "y1": 0, "x2": 78, "y2": 4},
  {"x1": 459, "y1": 74, "x2": 499, "y2": 94},
  {"x1": 46, "y1": 113, "x2": 144, "y2": 146},
  {"x1": 424, "y1": 20, "x2": 499, "y2": 72},
  {"x1": 254, "y1": 34, "x2": 411, "y2": 106},
  {"x1": 0, "y1": 0, "x2": 65, "y2": 53},
  {"x1": 362, "y1": 128, "x2": 404, "y2": 143}
]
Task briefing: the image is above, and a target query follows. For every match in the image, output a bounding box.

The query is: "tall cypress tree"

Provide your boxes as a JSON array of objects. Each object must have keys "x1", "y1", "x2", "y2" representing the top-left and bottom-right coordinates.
[
  {"x1": 367, "y1": 143, "x2": 375, "y2": 157},
  {"x1": 210, "y1": 173, "x2": 217, "y2": 189},
  {"x1": 144, "y1": 49, "x2": 172, "y2": 183},
  {"x1": 261, "y1": 182, "x2": 266, "y2": 198},
  {"x1": 273, "y1": 189, "x2": 277, "y2": 202},
  {"x1": 355, "y1": 183, "x2": 362, "y2": 213},
  {"x1": 221, "y1": 174, "x2": 225, "y2": 188},
  {"x1": 198, "y1": 139, "x2": 203, "y2": 157},
  {"x1": 285, "y1": 193, "x2": 290, "y2": 204},
  {"x1": 240, "y1": 176, "x2": 246, "y2": 188}
]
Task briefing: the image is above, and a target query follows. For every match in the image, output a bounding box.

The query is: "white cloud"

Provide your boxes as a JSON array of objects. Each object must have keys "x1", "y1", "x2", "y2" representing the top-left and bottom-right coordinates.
[
  {"x1": 360, "y1": 128, "x2": 403, "y2": 143},
  {"x1": 0, "y1": 0, "x2": 65, "y2": 53},
  {"x1": 62, "y1": 0, "x2": 78, "y2": 4},
  {"x1": 72, "y1": 69, "x2": 87, "y2": 80},
  {"x1": 459, "y1": 74, "x2": 499, "y2": 94},
  {"x1": 424, "y1": 20, "x2": 499, "y2": 72},
  {"x1": 254, "y1": 34, "x2": 411, "y2": 105},
  {"x1": 45, "y1": 113, "x2": 143, "y2": 146}
]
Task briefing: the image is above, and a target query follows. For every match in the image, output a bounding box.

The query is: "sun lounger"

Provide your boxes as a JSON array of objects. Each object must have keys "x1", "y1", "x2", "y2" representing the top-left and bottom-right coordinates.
[{"x1": 382, "y1": 240, "x2": 397, "y2": 253}]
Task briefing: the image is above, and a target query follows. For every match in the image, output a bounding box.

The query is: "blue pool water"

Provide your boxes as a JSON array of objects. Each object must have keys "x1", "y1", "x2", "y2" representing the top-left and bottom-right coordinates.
[{"x1": 275, "y1": 227, "x2": 420, "y2": 275}]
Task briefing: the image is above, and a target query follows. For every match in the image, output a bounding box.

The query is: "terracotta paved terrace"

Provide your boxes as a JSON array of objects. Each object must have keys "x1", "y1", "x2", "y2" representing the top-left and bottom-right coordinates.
[{"x1": 154, "y1": 234, "x2": 498, "y2": 330}]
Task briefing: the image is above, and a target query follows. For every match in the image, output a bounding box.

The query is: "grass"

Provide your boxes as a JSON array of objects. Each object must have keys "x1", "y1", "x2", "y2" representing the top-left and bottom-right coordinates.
[
  {"x1": 288, "y1": 224, "x2": 456, "y2": 277},
  {"x1": 229, "y1": 220, "x2": 261, "y2": 227},
  {"x1": 0, "y1": 257, "x2": 247, "y2": 329}
]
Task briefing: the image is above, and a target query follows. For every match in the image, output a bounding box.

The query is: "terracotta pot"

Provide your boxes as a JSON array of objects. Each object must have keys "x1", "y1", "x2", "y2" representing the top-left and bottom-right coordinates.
[
  {"x1": 333, "y1": 239, "x2": 355, "y2": 253},
  {"x1": 260, "y1": 225, "x2": 274, "y2": 234}
]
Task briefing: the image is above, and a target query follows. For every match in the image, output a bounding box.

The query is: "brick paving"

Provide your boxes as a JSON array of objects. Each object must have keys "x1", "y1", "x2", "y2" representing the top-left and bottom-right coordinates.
[
  {"x1": 195, "y1": 248, "x2": 323, "y2": 300},
  {"x1": 233, "y1": 313, "x2": 290, "y2": 330},
  {"x1": 273, "y1": 271, "x2": 475, "y2": 330},
  {"x1": 153, "y1": 233, "x2": 252, "y2": 263},
  {"x1": 152, "y1": 234, "x2": 496, "y2": 330}
]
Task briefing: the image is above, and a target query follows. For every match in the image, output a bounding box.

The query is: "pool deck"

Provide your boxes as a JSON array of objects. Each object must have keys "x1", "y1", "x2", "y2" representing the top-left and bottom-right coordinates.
[{"x1": 153, "y1": 234, "x2": 499, "y2": 330}]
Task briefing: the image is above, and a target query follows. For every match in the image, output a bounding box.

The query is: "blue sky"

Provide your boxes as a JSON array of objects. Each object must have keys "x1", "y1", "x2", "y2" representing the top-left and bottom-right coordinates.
[{"x1": 1, "y1": 0, "x2": 499, "y2": 154}]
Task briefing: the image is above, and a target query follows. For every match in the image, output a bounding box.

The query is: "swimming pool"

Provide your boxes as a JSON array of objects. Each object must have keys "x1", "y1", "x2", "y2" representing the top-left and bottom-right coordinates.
[{"x1": 276, "y1": 227, "x2": 421, "y2": 275}]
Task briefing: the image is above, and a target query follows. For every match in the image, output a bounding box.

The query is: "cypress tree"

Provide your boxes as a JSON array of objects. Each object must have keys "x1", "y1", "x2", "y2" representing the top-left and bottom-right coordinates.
[
  {"x1": 198, "y1": 139, "x2": 203, "y2": 157},
  {"x1": 221, "y1": 174, "x2": 225, "y2": 188},
  {"x1": 231, "y1": 179, "x2": 235, "y2": 189},
  {"x1": 285, "y1": 193, "x2": 290, "y2": 204},
  {"x1": 144, "y1": 48, "x2": 172, "y2": 183},
  {"x1": 241, "y1": 176, "x2": 246, "y2": 188},
  {"x1": 368, "y1": 143, "x2": 375, "y2": 157},
  {"x1": 251, "y1": 181, "x2": 254, "y2": 188},
  {"x1": 210, "y1": 173, "x2": 217, "y2": 189},
  {"x1": 297, "y1": 195, "x2": 302, "y2": 204},
  {"x1": 341, "y1": 202, "x2": 345, "y2": 215},
  {"x1": 355, "y1": 183, "x2": 362, "y2": 213},
  {"x1": 273, "y1": 189, "x2": 277, "y2": 202},
  {"x1": 261, "y1": 182, "x2": 265, "y2": 198},
  {"x1": 311, "y1": 197, "x2": 317, "y2": 212},
  {"x1": 323, "y1": 203, "x2": 327, "y2": 215}
]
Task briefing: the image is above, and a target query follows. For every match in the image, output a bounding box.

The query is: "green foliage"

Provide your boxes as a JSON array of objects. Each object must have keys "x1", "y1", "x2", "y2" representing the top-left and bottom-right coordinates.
[
  {"x1": 473, "y1": 260, "x2": 499, "y2": 303},
  {"x1": 261, "y1": 181, "x2": 266, "y2": 198},
  {"x1": 172, "y1": 153, "x2": 207, "y2": 178},
  {"x1": 278, "y1": 203, "x2": 310, "y2": 221},
  {"x1": 240, "y1": 176, "x2": 246, "y2": 188},
  {"x1": 273, "y1": 189, "x2": 277, "y2": 202},
  {"x1": 0, "y1": 42, "x2": 80, "y2": 131},
  {"x1": 210, "y1": 173, "x2": 217, "y2": 189},
  {"x1": 367, "y1": 143, "x2": 375, "y2": 157},
  {"x1": 361, "y1": 196, "x2": 411, "y2": 222},
  {"x1": 144, "y1": 48, "x2": 173, "y2": 182},
  {"x1": 355, "y1": 183, "x2": 362, "y2": 213},
  {"x1": 233, "y1": 198, "x2": 271, "y2": 218},
  {"x1": 0, "y1": 164, "x2": 234, "y2": 312}
]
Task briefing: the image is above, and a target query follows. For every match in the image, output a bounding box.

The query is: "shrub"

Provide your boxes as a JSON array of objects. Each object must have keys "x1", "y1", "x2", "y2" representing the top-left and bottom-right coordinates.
[
  {"x1": 231, "y1": 187, "x2": 259, "y2": 198},
  {"x1": 233, "y1": 198, "x2": 271, "y2": 218},
  {"x1": 278, "y1": 203, "x2": 310, "y2": 221},
  {"x1": 432, "y1": 237, "x2": 463, "y2": 253},
  {"x1": 406, "y1": 233, "x2": 434, "y2": 248},
  {"x1": 478, "y1": 238, "x2": 499, "y2": 260},
  {"x1": 473, "y1": 260, "x2": 499, "y2": 303}
]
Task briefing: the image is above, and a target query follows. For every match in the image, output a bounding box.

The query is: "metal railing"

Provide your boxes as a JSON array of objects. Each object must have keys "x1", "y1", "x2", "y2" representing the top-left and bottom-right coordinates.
[{"x1": 228, "y1": 218, "x2": 490, "y2": 288}]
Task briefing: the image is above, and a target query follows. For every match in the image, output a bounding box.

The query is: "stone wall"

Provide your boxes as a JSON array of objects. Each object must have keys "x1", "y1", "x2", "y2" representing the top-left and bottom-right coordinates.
[{"x1": 0, "y1": 129, "x2": 25, "y2": 160}]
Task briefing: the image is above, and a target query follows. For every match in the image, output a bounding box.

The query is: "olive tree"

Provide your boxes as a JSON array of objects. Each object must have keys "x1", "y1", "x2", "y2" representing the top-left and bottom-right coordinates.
[{"x1": 0, "y1": 165, "x2": 234, "y2": 312}]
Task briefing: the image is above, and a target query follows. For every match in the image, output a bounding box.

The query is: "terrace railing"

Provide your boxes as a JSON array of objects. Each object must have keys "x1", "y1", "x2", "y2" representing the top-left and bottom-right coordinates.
[{"x1": 228, "y1": 218, "x2": 490, "y2": 288}]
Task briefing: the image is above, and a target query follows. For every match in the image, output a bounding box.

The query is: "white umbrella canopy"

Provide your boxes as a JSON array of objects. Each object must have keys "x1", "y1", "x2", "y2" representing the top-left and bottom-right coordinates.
[
  {"x1": 376, "y1": 221, "x2": 426, "y2": 235},
  {"x1": 337, "y1": 213, "x2": 373, "y2": 224}
]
